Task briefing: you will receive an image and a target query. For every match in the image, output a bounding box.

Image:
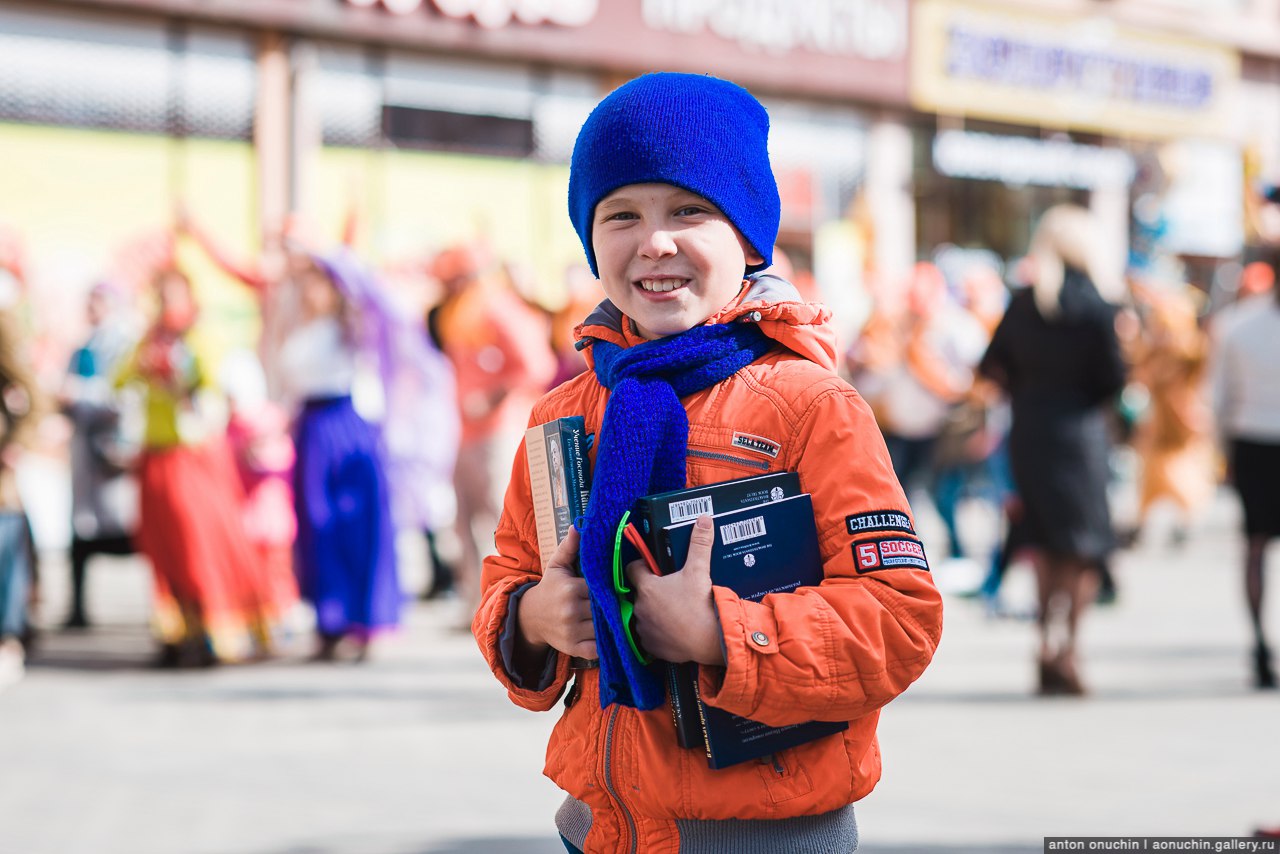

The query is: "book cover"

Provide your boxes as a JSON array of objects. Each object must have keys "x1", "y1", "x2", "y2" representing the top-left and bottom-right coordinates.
[
  {"x1": 631, "y1": 471, "x2": 803, "y2": 749},
  {"x1": 634, "y1": 471, "x2": 802, "y2": 564},
  {"x1": 664, "y1": 494, "x2": 849, "y2": 769},
  {"x1": 525, "y1": 416, "x2": 591, "y2": 571}
]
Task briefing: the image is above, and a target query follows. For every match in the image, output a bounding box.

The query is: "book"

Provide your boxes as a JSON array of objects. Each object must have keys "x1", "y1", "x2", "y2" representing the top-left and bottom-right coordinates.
[
  {"x1": 630, "y1": 472, "x2": 804, "y2": 749},
  {"x1": 634, "y1": 471, "x2": 802, "y2": 566},
  {"x1": 525, "y1": 416, "x2": 592, "y2": 571},
  {"x1": 664, "y1": 494, "x2": 849, "y2": 770}
]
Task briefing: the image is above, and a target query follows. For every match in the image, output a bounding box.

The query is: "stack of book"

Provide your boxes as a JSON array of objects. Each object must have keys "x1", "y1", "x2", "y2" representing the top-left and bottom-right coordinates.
[
  {"x1": 526, "y1": 418, "x2": 847, "y2": 769},
  {"x1": 525, "y1": 416, "x2": 592, "y2": 570},
  {"x1": 632, "y1": 473, "x2": 849, "y2": 770}
]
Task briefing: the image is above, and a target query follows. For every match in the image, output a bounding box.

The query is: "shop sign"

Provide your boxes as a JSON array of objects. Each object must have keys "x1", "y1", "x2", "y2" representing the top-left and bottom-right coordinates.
[
  {"x1": 911, "y1": 0, "x2": 1240, "y2": 139},
  {"x1": 343, "y1": 0, "x2": 598, "y2": 27},
  {"x1": 73, "y1": 0, "x2": 910, "y2": 104},
  {"x1": 640, "y1": 0, "x2": 906, "y2": 61},
  {"x1": 932, "y1": 130, "x2": 1135, "y2": 190}
]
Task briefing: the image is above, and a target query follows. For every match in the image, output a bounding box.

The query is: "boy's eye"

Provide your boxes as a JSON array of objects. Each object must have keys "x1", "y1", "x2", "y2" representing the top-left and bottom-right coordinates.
[
  {"x1": 675, "y1": 205, "x2": 706, "y2": 216},
  {"x1": 602, "y1": 211, "x2": 637, "y2": 222}
]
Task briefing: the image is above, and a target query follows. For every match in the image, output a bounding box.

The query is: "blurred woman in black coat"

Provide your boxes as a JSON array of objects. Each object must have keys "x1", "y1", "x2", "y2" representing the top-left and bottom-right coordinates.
[{"x1": 980, "y1": 205, "x2": 1128, "y2": 696}]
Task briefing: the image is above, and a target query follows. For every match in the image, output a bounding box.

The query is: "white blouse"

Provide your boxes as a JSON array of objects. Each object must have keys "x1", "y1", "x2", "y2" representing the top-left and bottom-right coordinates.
[{"x1": 277, "y1": 316, "x2": 357, "y2": 403}]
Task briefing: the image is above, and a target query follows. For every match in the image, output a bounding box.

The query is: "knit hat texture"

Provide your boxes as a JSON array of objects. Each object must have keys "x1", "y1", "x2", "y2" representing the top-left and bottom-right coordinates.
[{"x1": 568, "y1": 72, "x2": 779, "y2": 278}]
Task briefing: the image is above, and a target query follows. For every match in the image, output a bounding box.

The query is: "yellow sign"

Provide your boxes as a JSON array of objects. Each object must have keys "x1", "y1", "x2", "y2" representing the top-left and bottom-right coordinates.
[{"x1": 911, "y1": 0, "x2": 1240, "y2": 139}]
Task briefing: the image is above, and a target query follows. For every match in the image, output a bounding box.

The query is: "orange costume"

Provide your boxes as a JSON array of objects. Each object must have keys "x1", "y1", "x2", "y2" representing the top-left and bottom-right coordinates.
[
  {"x1": 1132, "y1": 290, "x2": 1215, "y2": 526},
  {"x1": 474, "y1": 281, "x2": 942, "y2": 852},
  {"x1": 432, "y1": 250, "x2": 556, "y2": 616}
]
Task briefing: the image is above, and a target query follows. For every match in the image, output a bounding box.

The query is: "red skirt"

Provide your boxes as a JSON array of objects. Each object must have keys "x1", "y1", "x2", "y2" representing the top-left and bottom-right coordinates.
[{"x1": 136, "y1": 440, "x2": 284, "y2": 659}]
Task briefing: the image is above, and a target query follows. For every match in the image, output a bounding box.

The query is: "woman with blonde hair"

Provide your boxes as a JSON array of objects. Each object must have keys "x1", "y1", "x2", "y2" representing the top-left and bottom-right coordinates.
[{"x1": 980, "y1": 205, "x2": 1128, "y2": 695}]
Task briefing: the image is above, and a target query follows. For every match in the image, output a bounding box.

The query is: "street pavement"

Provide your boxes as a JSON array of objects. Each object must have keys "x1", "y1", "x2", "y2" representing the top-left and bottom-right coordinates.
[{"x1": 1, "y1": 489, "x2": 1277, "y2": 854}]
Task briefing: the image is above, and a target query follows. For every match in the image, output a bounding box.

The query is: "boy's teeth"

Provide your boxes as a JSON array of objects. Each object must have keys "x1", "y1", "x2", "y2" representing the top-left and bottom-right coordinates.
[{"x1": 640, "y1": 279, "x2": 684, "y2": 292}]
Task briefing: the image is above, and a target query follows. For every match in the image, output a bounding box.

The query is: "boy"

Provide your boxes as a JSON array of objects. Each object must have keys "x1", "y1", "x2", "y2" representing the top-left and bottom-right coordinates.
[{"x1": 473, "y1": 72, "x2": 942, "y2": 853}]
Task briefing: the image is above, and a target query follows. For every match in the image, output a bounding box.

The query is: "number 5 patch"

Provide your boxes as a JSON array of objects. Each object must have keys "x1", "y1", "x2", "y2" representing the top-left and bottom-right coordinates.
[{"x1": 853, "y1": 538, "x2": 930, "y2": 573}]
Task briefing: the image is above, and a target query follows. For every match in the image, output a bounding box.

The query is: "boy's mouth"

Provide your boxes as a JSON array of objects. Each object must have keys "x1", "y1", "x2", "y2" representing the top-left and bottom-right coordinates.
[{"x1": 636, "y1": 278, "x2": 689, "y2": 293}]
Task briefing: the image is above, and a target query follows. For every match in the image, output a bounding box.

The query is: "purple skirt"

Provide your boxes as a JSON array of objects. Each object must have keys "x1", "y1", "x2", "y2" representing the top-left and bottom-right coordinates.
[{"x1": 293, "y1": 396, "x2": 400, "y2": 636}]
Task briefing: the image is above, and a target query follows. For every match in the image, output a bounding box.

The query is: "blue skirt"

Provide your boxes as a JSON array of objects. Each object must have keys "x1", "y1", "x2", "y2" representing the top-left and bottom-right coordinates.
[{"x1": 293, "y1": 396, "x2": 400, "y2": 636}]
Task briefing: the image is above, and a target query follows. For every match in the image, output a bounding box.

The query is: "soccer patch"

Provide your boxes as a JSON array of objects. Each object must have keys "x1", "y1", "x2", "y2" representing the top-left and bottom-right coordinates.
[
  {"x1": 845, "y1": 510, "x2": 915, "y2": 536},
  {"x1": 852, "y1": 537, "x2": 930, "y2": 573}
]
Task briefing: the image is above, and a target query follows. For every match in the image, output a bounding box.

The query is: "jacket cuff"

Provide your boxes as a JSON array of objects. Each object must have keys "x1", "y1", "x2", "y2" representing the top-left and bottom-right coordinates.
[
  {"x1": 498, "y1": 582, "x2": 560, "y2": 691},
  {"x1": 698, "y1": 586, "x2": 781, "y2": 717},
  {"x1": 475, "y1": 577, "x2": 570, "y2": 709}
]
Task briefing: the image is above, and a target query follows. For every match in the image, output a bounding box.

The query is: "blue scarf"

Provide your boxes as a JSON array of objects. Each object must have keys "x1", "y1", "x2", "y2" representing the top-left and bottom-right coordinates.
[{"x1": 582, "y1": 321, "x2": 774, "y2": 709}]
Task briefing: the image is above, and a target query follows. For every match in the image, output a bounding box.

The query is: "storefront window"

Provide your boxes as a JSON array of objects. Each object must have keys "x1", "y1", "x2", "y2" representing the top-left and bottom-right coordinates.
[{"x1": 915, "y1": 120, "x2": 1094, "y2": 267}]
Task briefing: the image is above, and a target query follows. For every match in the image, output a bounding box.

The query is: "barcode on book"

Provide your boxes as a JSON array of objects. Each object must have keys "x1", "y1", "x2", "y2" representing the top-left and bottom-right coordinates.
[
  {"x1": 670, "y1": 496, "x2": 715, "y2": 524},
  {"x1": 720, "y1": 516, "x2": 766, "y2": 545}
]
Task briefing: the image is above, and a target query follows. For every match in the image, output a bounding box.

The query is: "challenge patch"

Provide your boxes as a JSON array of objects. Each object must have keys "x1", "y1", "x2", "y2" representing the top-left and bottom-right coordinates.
[
  {"x1": 845, "y1": 510, "x2": 915, "y2": 536},
  {"x1": 853, "y1": 537, "x2": 930, "y2": 573},
  {"x1": 731, "y1": 432, "x2": 781, "y2": 459}
]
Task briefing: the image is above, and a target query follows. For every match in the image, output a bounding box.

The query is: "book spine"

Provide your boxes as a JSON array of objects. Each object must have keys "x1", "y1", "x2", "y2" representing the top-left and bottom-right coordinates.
[
  {"x1": 632, "y1": 497, "x2": 672, "y2": 569},
  {"x1": 524, "y1": 422, "x2": 557, "y2": 571},
  {"x1": 691, "y1": 671, "x2": 714, "y2": 764},
  {"x1": 668, "y1": 663, "x2": 706, "y2": 749},
  {"x1": 558, "y1": 418, "x2": 590, "y2": 575},
  {"x1": 665, "y1": 664, "x2": 684, "y2": 746},
  {"x1": 562, "y1": 420, "x2": 591, "y2": 523}
]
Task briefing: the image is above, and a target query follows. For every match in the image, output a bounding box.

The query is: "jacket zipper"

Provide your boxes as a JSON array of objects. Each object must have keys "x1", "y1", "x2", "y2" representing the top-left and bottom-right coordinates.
[
  {"x1": 603, "y1": 704, "x2": 638, "y2": 853},
  {"x1": 686, "y1": 448, "x2": 770, "y2": 471}
]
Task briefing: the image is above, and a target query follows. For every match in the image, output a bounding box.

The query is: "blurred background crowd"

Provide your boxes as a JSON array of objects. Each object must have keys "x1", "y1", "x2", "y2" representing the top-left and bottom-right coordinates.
[{"x1": 0, "y1": 0, "x2": 1279, "y2": 710}]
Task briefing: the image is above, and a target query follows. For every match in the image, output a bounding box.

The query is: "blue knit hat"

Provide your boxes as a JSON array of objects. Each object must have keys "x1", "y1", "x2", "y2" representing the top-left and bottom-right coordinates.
[{"x1": 568, "y1": 72, "x2": 779, "y2": 278}]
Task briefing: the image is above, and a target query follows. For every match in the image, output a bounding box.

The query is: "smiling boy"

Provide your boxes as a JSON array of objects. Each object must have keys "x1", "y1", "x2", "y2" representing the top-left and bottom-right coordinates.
[{"x1": 474, "y1": 72, "x2": 942, "y2": 853}]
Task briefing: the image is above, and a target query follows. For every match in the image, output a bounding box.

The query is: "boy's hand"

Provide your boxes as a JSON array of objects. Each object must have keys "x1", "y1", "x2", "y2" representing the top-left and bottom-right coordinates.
[
  {"x1": 626, "y1": 516, "x2": 726, "y2": 666},
  {"x1": 517, "y1": 528, "x2": 597, "y2": 661}
]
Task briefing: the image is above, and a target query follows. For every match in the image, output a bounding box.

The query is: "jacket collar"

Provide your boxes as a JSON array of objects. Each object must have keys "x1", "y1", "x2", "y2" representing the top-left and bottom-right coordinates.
[{"x1": 575, "y1": 274, "x2": 837, "y2": 372}]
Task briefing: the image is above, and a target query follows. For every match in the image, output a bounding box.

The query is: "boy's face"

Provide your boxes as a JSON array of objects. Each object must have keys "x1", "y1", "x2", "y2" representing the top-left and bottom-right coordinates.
[{"x1": 592, "y1": 183, "x2": 762, "y2": 340}]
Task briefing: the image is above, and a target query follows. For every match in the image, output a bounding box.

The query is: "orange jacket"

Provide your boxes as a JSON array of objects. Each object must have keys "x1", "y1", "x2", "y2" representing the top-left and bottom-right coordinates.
[
  {"x1": 436, "y1": 279, "x2": 556, "y2": 444},
  {"x1": 474, "y1": 278, "x2": 943, "y2": 853}
]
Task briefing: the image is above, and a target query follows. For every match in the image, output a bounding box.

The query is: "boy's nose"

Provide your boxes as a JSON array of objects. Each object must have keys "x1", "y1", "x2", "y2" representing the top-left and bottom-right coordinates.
[{"x1": 638, "y1": 228, "x2": 677, "y2": 259}]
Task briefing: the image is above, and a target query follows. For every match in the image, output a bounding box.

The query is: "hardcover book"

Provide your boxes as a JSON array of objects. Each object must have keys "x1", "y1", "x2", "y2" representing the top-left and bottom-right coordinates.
[
  {"x1": 664, "y1": 494, "x2": 848, "y2": 769},
  {"x1": 634, "y1": 471, "x2": 802, "y2": 565},
  {"x1": 525, "y1": 416, "x2": 591, "y2": 571},
  {"x1": 631, "y1": 472, "x2": 804, "y2": 749}
]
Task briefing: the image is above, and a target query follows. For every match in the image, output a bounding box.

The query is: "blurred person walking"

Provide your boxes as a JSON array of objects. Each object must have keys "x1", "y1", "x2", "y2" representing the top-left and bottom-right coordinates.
[
  {"x1": 1128, "y1": 287, "x2": 1215, "y2": 547},
  {"x1": 59, "y1": 281, "x2": 138, "y2": 629},
  {"x1": 0, "y1": 292, "x2": 41, "y2": 689},
  {"x1": 1211, "y1": 261, "x2": 1274, "y2": 341},
  {"x1": 220, "y1": 351, "x2": 299, "y2": 635},
  {"x1": 548, "y1": 264, "x2": 600, "y2": 388},
  {"x1": 181, "y1": 207, "x2": 456, "y2": 607},
  {"x1": 427, "y1": 245, "x2": 555, "y2": 623},
  {"x1": 935, "y1": 260, "x2": 1013, "y2": 566},
  {"x1": 850, "y1": 261, "x2": 988, "y2": 560},
  {"x1": 277, "y1": 251, "x2": 401, "y2": 662},
  {"x1": 378, "y1": 278, "x2": 459, "y2": 606},
  {"x1": 1209, "y1": 261, "x2": 1280, "y2": 689},
  {"x1": 979, "y1": 205, "x2": 1128, "y2": 696},
  {"x1": 117, "y1": 269, "x2": 275, "y2": 667}
]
